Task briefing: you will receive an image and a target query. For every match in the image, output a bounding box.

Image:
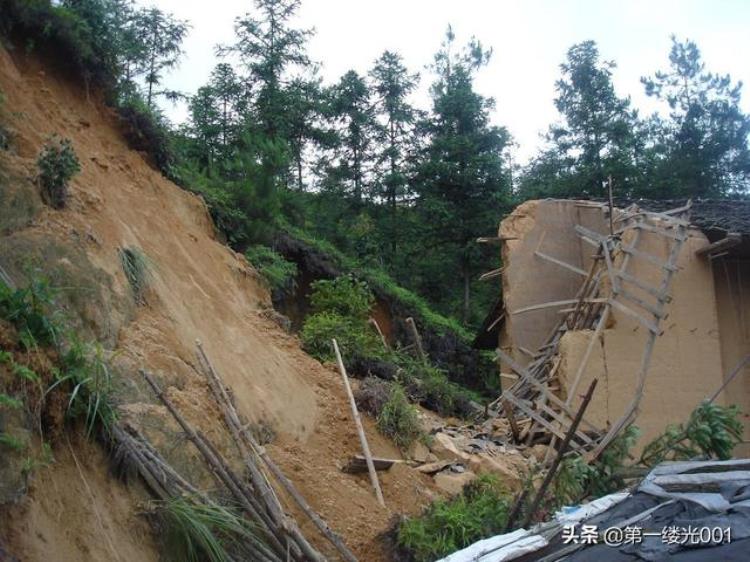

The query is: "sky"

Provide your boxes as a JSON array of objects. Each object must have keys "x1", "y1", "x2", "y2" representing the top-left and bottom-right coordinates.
[{"x1": 137, "y1": 0, "x2": 750, "y2": 164}]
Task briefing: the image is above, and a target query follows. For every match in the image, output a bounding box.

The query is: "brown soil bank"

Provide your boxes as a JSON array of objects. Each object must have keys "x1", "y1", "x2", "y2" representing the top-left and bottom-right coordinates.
[{"x1": 0, "y1": 46, "x2": 434, "y2": 561}]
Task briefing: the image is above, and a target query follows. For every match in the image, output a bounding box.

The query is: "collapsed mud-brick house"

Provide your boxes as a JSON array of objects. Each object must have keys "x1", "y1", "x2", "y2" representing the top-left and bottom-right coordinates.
[{"x1": 475, "y1": 199, "x2": 750, "y2": 456}]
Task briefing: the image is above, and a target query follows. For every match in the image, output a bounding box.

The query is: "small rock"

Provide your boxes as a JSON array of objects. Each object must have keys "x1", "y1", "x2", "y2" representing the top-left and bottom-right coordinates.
[
  {"x1": 408, "y1": 441, "x2": 430, "y2": 463},
  {"x1": 429, "y1": 432, "x2": 471, "y2": 463},
  {"x1": 434, "y1": 470, "x2": 476, "y2": 496},
  {"x1": 451, "y1": 464, "x2": 466, "y2": 473}
]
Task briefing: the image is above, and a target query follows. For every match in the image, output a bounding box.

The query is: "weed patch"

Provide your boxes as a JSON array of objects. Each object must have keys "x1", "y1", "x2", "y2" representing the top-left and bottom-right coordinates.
[
  {"x1": 398, "y1": 475, "x2": 511, "y2": 562},
  {"x1": 37, "y1": 135, "x2": 80, "y2": 209},
  {"x1": 244, "y1": 245, "x2": 297, "y2": 292}
]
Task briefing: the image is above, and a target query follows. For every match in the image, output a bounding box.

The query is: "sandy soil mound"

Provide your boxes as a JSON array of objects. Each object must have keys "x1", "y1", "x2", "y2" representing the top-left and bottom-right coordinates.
[{"x1": 0, "y1": 46, "x2": 435, "y2": 560}]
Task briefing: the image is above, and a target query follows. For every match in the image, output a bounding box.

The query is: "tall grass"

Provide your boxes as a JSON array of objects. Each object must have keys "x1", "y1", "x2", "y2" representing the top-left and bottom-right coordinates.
[
  {"x1": 161, "y1": 496, "x2": 269, "y2": 562},
  {"x1": 119, "y1": 246, "x2": 152, "y2": 304}
]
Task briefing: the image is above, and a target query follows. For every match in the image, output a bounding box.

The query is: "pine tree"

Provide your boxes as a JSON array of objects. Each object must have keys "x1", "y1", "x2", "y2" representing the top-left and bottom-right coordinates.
[
  {"x1": 325, "y1": 70, "x2": 378, "y2": 204},
  {"x1": 641, "y1": 37, "x2": 750, "y2": 197},
  {"x1": 417, "y1": 27, "x2": 510, "y2": 324},
  {"x1": 219, "y1": 0, "x2": 313, "y2": 143},
  {"x1": 131, "y1": 7, "x2": 189, "y2": 109},
  {"x1": 370, "y1": 50, "x2": 420, "y2": 254}
]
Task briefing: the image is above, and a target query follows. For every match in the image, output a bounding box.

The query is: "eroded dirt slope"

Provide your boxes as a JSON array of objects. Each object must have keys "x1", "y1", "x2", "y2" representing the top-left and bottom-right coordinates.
[{"x1": 0, "y1": 46, "x2": 433, "y2": 561}]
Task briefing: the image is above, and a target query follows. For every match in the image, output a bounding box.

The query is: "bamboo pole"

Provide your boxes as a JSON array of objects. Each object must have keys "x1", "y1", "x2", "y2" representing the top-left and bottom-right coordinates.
[
  {"x1": 196, "y1": 341, "x2": 357, "y2": 562},
  {"x1": 332, "y1": 339, "x2": 385, "y2": 508}
]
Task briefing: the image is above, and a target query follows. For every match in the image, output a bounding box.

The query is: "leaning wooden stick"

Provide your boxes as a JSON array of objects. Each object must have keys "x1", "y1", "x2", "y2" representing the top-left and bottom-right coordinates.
[
  {"x1": 520, "y1": 378, "x2": 598, "y2": 529},
  {"x1": 196, "y1": 341, "x2": 358, "y2": 562},
  {"x1": 405, "y1": 317, "x2": 426, "y2": 362},
  {"x1": 332, "y1": 338, "x2": 386, "y2": 508}
]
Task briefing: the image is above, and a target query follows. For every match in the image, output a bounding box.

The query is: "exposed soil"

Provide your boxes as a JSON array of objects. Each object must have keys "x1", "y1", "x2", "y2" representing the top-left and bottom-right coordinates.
[{"x1": 0, "y1": 45, "x2": 437, "y2": 561}]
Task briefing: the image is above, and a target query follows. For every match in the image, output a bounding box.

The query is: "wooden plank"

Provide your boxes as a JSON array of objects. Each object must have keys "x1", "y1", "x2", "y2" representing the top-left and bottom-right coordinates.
[
  {"x1": 695, "y1": 232, "x2": 742, "y2": 257},
  {"x1": 343, "y1": 455, "x2": 400, "y2": 474},
  {"x1": 512, "y1": 298, "x2": 606, "y2": 316},
  {"x1": 629, "y1": 221, "x2": 687, "y2": 241},
  {"x1": 502, "y1": 400, "x2": 521, "y2": 443},
  {"x1": 618, "y1": 288, "x2": 665, "y2": 318},
  {"x1": 536, "y1": 402, "x2": 594, "y2": 446},
  {"x1": 535, "y1": 250, "x2": 587, "y2": 276},
  {"x1": 496, "y1": 349, "x2": 600, "y2": 433},
  {"x1": 477, "y1": 236, "x2": 518, "y2": 244},
  {"x1": 609, "y1": 298, "x2": 660, "y2": 333},
  {"x1": 621, "y1": 244, "x2": 679, "y2": 271},
  {"x1": 616, "y1": 270, "x2": 666, "y2": 300},
  {"x1": 479, "y1": 267, "x2": 504, "y2": 281},
  {"x1": 504, "y1": 393, "x2": 570, "y2": 442}
]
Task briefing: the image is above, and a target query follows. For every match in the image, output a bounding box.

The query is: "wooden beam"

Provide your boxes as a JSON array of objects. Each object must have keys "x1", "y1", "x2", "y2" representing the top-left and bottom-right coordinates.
[
  {"x1": 479, "y1": 267, "x2": 504, "y2": 281},
  {"x1": 695, "y1": 233, "x2": 742, "y2": 257},
  {"x1": 512, "y1": 298, "x2": 607, "y2": 316},
  {"x1": 535, "y1": 250, "x2": 588, "y2": 276},
  {"x1": 405, "y1": 317, "x2": 426, "y2": 362},
  {"x1": 477, "y1": 236, "x2": 518, "y2": 244}
]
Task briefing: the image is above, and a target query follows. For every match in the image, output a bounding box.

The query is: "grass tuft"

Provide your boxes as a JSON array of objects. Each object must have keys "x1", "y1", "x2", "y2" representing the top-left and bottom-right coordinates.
[
  {"x1": 161, "y1": 496, "x2": 267, "y2": 562},
  {"x1": 119, "y1": 246, "x2": 152, "y2": 304}
]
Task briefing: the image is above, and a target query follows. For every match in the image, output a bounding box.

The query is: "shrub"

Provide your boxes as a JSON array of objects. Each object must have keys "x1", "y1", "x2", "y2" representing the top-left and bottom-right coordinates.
[
  {"x1": 244, "y1": 245, "x2": 297, "y2": 292},
  {"x1": 640, "y1": 402, "x2": 743, "y2": 466},
  {"x1": 399, "y1": 357, "x2": 477, "y2": 418},
  {"x1": 117, "y1": 98, "x2": 175, "y2": 175},
  {"x1": 398, "y1": 475, "x2": 511, "y2": 562},
  {"x1": 300, "y1": 312, "x2": 380, "y2": 362},
  {"x1": 354, "y1": 376, "x2": 392, "y2": 417},
  {"x1": 0, "y1": 275, "x2": 61, "y2": 349},
  {"x1": 119, "y1": 247, "x2": 152, "y2": 304},
  {"x1": 376, "y1": 383, "x2": 423, "y2": 450},
  {"x1": 37, "y1": 135, "x2": 80, "y2": 209},
  {"x1": 309, "y1": 276, "x2": 374, "y2": 321}
]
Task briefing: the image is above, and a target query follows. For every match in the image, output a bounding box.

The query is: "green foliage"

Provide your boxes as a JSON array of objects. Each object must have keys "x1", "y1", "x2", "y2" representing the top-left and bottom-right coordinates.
[
  {"x1": 117, "y1": 97, "x2": 175, "y2": 175},
  {"x1": 0, "y1": 275, "x2": 61, "y2": 349},
  {"x1": 376, "y1": 383, "x2": 423, "y2": 449},
  {"x1": 554, "y1": 425, "x2": 641, "y2": 506},
  {"x1": 36, "y1": 135, "x2": 81, "y2": 209},
  {"x1": 301, "y1": 275, "x2": 382, "y2": 361},
  {"x1": 0, "y1": 393, "x2": 23, "y2": 409},
  {"x1": 244, "y1": 245, "x2": 297, "y2": 292},
  {"x1": 119, "y1": 246, "x2": 151, "y2": 304},
  {"x1": 309, "y1": 276, "x2": 374, "y2": 320},
  {"x1": 51, "y1": 339, "x2": 117, "y2": 436},
  {"x1": 398, "y1": 356, "x2": 477, "y2": 417},
  {"x1": 162, "y1": 496, "x2": 266, "y2": 562},
  {"x1": 300, "y1": 311, "x2": 380, "y2": 362},
  {"x1": 640, "y1": 402, "x2": 743, "y2": 466},
  {"x1": 0, "y1": 432, "x2": 26, "y2": 452},
  {"x1": 398, "y1": 475, "x2": 511, "y2": 562}
]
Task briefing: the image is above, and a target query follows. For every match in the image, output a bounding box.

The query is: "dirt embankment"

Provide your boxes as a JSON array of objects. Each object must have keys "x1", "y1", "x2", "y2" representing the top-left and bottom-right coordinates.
[{"x1": 0, "y1": 46, "x2": 435, "y2": 561}]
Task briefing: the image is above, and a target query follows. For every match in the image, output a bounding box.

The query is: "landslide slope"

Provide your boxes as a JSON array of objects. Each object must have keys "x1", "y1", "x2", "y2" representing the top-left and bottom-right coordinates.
[{"x1": 0, "y1": 46, "x2": 432, "y2": 561}]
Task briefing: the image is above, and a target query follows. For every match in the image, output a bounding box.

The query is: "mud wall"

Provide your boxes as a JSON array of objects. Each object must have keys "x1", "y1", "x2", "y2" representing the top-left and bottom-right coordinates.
[
  {"x1": 499, "y1": 200, "x2": 610, "y2": 366},
  {"x1": 713, "y1": 255, "x2": 750, "y2": 456},
  {"x1": 500, "y1": 200, "x2": 732, "y2": 451}
]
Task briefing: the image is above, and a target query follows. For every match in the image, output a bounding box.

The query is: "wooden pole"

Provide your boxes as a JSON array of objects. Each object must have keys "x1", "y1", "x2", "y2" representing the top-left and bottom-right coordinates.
[
  {"x1": 607, "y1": 175, "x2": 615, "y2": 235},
  {"x1": 502, "y1": 399, "x2": 521, "y2": 444},
  {"x1": 405, "y1": 317, "x2": 426, "y2": 362},
  {"x1": 520, "y1": 378, "x2": 598, "y2": 529},
  {"x1": 196, "y1": 341, "x2": 358, "y2": 562},
  {"x1": 707, "y1": 354, "x2": 750, "y2": 405},
  {"x1": 332, "y1": 339, "x2": 385, "y2": 508},
  {"x1": 368, "y1": 318, "x2": 389, "y2": 351}
]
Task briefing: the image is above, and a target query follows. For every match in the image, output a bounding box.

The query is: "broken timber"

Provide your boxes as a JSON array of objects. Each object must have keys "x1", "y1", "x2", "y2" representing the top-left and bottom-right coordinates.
[{"x1": 491, "y1": 201, "x2": 692, "y2": 463}]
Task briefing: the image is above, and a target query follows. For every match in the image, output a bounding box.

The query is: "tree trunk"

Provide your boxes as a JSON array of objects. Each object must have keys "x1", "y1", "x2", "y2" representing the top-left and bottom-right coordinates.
[{"x1": 462, "y1": 257, "x2": 471, "y2": 325}]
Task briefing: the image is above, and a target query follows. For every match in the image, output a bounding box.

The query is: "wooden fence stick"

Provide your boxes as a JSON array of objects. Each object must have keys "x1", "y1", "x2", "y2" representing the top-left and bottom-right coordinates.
[
  {"x1": 520, "y1": 378, "x2": 598, "y2": 529},
  {"x1": 405, "y1": 317, "x2": 426, "y2": 362},
  {"x1": 332, "y1": 339, "x2": 385, "y2": 508}
]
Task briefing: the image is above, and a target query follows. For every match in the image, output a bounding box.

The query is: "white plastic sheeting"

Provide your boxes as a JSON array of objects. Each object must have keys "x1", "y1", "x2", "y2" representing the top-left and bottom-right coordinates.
[{"x1": 435, "y1": 529, "x2": 548, "y2": 562}]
